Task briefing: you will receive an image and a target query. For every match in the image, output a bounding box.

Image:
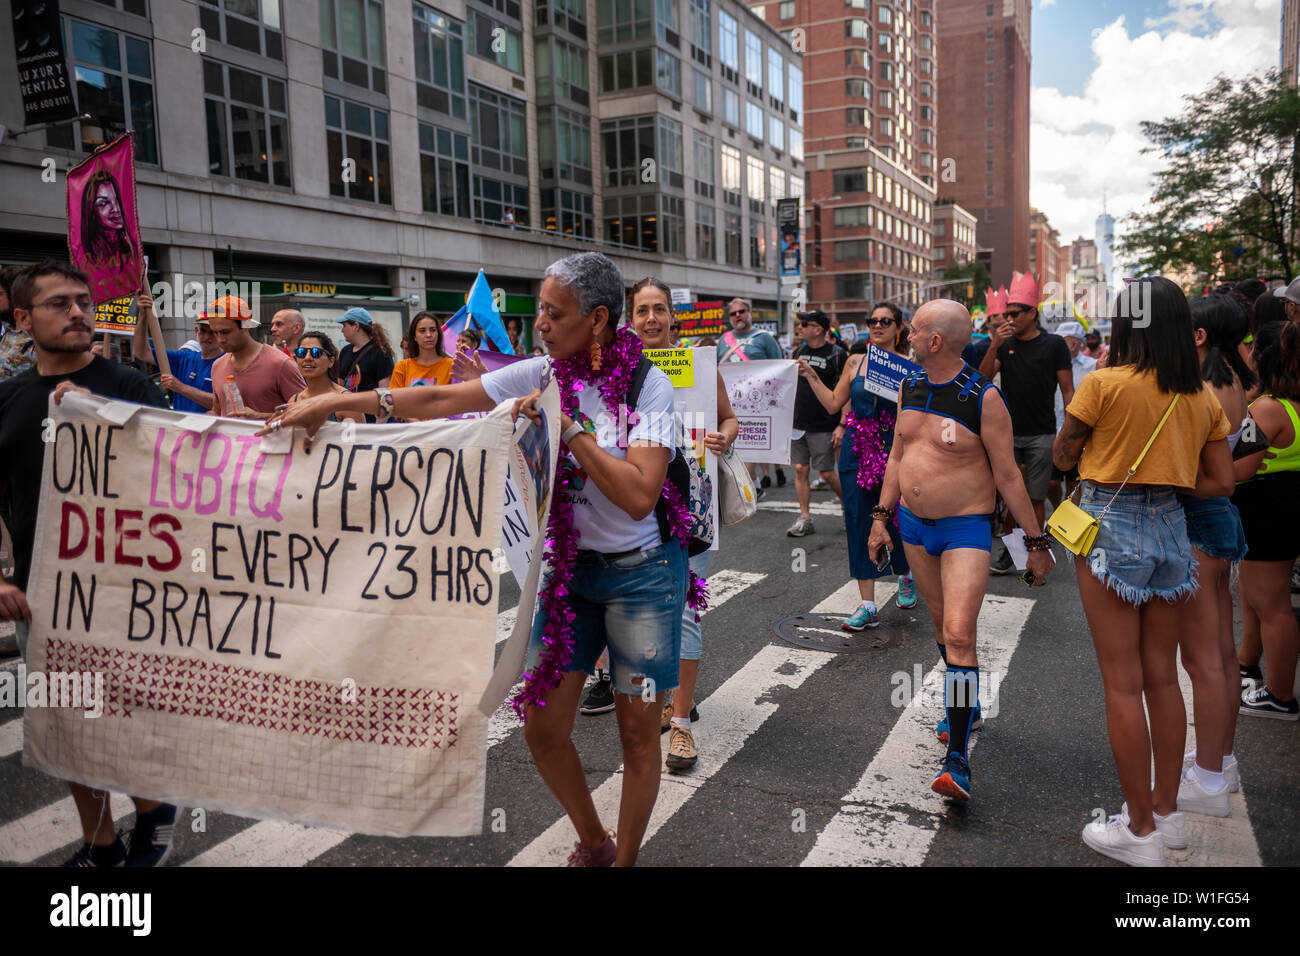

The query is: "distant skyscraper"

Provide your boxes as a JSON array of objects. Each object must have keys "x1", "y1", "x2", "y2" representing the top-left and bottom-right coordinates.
[
  {"x1": 1283, "y1": 0, "x2": 1299, "y2": 87},
  {"x1": 1095, "y1": 206, "x2": 1115, "y2": 287},
  {"x1": 936, "y1": 0, "x2": 1032, "y2": 285}
]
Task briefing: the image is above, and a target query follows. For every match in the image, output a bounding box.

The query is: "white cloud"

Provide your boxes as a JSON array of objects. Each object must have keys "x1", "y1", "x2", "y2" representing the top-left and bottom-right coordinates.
[{"x1": 1029, "y1": 1, "x2": 1280, "y2": 269}]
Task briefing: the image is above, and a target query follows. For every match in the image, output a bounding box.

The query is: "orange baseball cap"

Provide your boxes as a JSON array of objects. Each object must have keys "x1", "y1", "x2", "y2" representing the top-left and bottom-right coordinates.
[{"x1": 200, "y1": 295, "x2": 255, "y2": 326}]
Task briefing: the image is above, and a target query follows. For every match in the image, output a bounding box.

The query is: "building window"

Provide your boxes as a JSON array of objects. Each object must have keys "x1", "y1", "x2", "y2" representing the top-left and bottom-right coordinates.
[
  {"x1": 835, "y1": 274, "x2": 869, "y2": 299},
  {"x1": 320, "y1": 0, "x2": 387, "y2": 91},
  {"x1": 845, "y1": 48, "x2": 868, "y2": 68},
  {"x1": 693, "y1": 130, "x2": 715, "y2": 198},
  {"x1": 769, "y1": 116, "x2": 784, "y2": 152},
  {"x1": 724, "y1": 211, "x2": 742, "y2": 265},
  {"x1": 467, "y1": 10, "x2": 523, "y2": 72},
  {"x1": 985, "y1": 48, "x2": 993, "y2": 63},
  {"x1": 835, "y1": 239, "x2": 870, "y2": 261},
  {"x1": 767, "y1": 47, "x2": 784, "y2": 106},
  {"x1": 920, "y1": 104, "x2": 932, "y2": 120},
  {"x1": 749, "y1": 219, "x2": 765, "y2": 269},
  {"x1": 921, "y1": 10, "x2": 931, "y2": 26},
  {"x1": 324, "y1": 94, "x2": 390, "y2": 203},
  {"x1": 769, "y1": 165, "x2": 786, "y2": 201},
  {"x1": 722, "y1": 87, "x2": 740, "y2": 126},
  {"x1": 746, "y1": 154, "x2": 765, "y2": 213},
  {"x1": 605, "y1": 192, "x2": 659, "y2": 251},
  {"x1": 655, "y1": 0, "x2": 679, "y2": 40},
  {"x1": 846, "y1": 78, "x2": 867, "y2": 97},
  {"x1": 537, "y1": 0, "x2": 586, "y2": 35},
  {"x1": 833, "y1": 205, "x2": 870, "y2": 227},
  {"x1": 541, "y1": 186, "x2": 594, "y2": 238},
  {"x1": 880, "y1": 89, "x2": 893, "y2": 108},
  {"x1": 746, "y1": 101, "x2": 764, "y2": 138},
  {"x1": 657, "y1": 49, "x2": 682, "y2": 97},
  {"x1": 789, "y1": 128, "x2": 803, "y2": 161},
  {"x1": 418, "y1": 122, "x2": 470, "y2": 216},
  {"x1": 198, "y1": 0, "x2": 282, "y2": 59},
  {"x1": 878, "y1": 33, "x2": 891, "y2": 53},
  {"x1": 413, "y1": 4, "x2": 466, "y2": 118},
  {"x1": 788, "y1": 64, "x2": 802, "y2": 119},
  {"x1": 833, "y1": 167, "x2": 867, "y2": 193},
  {"x1": 659, "y1": 116, "x2": 685, "y2": 187},
  {"x1": 94, "y1": 0, "x2": 148, "y2": 13},
  {"x1": 536, "y1": 36, "x2": 588, "y2": 101},
  {"x1": 878, "y1": 5, "x2": 892, "y2": 23},
  {"x1": 719, "y1": 9, "x2": 739, "y2": 70},
  {"x1": 696, "y1": 203, "x2": 716, "y2": 260},
  {"x1": 845, "y1": 107, "x2": 867, "y2": 127},
  {"x1": 597, "y1": 0, "x2": 652, "y2": 44},
  {"x1": 880, "y1": 61, "x2": 893, "y2": 81},
  {"x1": 744, "y1": 30, "x2": 763, "y2": 92},
  {"x1": 845, "y1": 135, "x2": 866, "y2": 148},
  {"x1": 49, "y1": 20, "x2": 159, "y2": 164},
  {"x1": 474, "y1": 176, "x2": 528, "y2": 225},
  {"x1": 538, "y1": 105, "x2": 592, "y2": 184},
  {"x1": 599, "y1": 48, "x2": 654, "y2": 91},
  {"x1": 203, "y1": 60, "x2": 290, "y2": 185},
  {"x1": 721, "y1": 143, "x2": 741, "y2": 206},
  {"x1": 691, "y1": 0, "x2": 712, "y2": 55},
  {"x1": 693, "y1": 67, "x2": 712, "y2": 112},
  {"x1": 778, "y1": 1, "x2": 794, "y2": 18},
  {"x1": 661, "y1": 194, "x2": 685, "y2": 254},
  {"x1": 846, "y1": 18, "x2": 868, "y2": 38},
  {"x1": 470, "y1": 84, "x2": 527, "y2": 176},
  {"x1": 601, "y1": 115, "x2": 656, "y2": 188}
]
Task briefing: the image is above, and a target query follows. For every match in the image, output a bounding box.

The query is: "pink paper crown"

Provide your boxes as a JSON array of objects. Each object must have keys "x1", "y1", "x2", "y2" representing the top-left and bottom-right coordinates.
[
  {"x1": 985, "y1": 286, "x2": 1008, "y2": 315},
  {"x1": 1008, "y1": 272, "x2": 1039, "y2": 308}
]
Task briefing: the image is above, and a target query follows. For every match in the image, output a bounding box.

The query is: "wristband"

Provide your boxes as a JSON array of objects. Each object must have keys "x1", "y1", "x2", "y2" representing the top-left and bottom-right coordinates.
[
  {"x1": 1023, "y1": 532, "x2": 1052, "y2": 552},
  {"x1": 871, "y1": 505, "x2": 892, "y2": 522},
  {"x1": 562, "y1": 421, "x2": 586, "y2": 445},
  {"x1": 375, "y1": 387, "x2": 395, "y2": 422}
]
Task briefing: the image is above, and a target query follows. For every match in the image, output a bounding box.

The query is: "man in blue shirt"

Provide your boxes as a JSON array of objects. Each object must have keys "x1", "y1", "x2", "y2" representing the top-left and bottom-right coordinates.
[
  {"x1": 130, "y1": 287, "x2": 219, "y2": 412},
  {"x1": 716, "y1": 298, "x2": 783, "y2": 363}
]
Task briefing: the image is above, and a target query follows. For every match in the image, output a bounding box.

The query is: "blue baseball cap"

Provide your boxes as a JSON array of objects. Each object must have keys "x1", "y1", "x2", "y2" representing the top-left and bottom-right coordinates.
[{"x1": 336, "y1": 307, "x2": 374, "y2": 327}]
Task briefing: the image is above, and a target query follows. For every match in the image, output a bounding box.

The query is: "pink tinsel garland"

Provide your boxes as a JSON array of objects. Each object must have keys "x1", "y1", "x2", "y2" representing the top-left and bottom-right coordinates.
[{"x1": 511, "y1": 326, "x2": 705, "y2": 719}]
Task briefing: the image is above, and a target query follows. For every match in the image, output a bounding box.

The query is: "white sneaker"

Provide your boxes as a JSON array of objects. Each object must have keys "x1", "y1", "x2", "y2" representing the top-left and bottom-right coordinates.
[
  {"x1": 1082, "y1": 812, "x2": 1166, "y2": 867},
  {"x1": 1122, "y1": 803, "x2": 1187, "y2": 850},
  {"x1": 1183, "y1": 750, "x2": 1239, "y2": 793},
  {"x1": 1176, "y1": 766, "x2": 1230, "y2": 817}
]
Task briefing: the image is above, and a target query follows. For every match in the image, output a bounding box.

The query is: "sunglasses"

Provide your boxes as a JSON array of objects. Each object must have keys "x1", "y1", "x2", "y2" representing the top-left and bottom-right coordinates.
[
  {"x1": 729, "y1": 309, "x2": 748, "y2": 316},
  {"x1": 1004, "y1": 307, "x2": 1031, "y2": 318},
  {"x1": 295, "y1": 347, "x2": 327, "y2": 359},
  {"x1": 866, "y1": 317, "x2": 897, "y2": 328}
]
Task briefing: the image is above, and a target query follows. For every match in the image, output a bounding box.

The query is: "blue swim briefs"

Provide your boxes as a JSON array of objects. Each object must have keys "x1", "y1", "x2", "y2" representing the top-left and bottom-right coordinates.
[{"x1": 898, "y1": 505, "x2": 994, "y2": 556}]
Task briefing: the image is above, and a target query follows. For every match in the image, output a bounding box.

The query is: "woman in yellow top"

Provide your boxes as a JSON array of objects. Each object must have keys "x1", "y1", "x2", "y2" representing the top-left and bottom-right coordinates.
[
  {"x1": 1232, "y1": 320, "x2": 1300, "y2": 722},
  {"x1": 1054, "y1": 277, "x2": 1234, "y2": 868},
  {"x1": 389, "y1": 311, "x2": 453, "y2": 401}
]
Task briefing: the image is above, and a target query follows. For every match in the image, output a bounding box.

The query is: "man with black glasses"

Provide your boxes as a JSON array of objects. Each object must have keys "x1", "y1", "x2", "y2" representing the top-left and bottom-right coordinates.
[
  {"x1": 717, "y1": 297, "x2": 784, "y2": 491},
  {"x1": 979, "y1": 272, "x2": 1074, "y2": 574}
]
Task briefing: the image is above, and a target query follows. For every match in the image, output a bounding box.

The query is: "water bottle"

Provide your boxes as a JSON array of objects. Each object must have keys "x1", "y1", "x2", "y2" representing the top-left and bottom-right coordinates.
[{"x1": 224, "y1": 375, "x2": 245, "y2": 415}]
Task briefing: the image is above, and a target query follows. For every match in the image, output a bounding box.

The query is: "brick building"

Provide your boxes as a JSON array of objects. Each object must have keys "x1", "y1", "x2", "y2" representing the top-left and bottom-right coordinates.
[
  {"x1": 1284, "y1": 0, "x2": 1299, "y2": 87},
  {"x1": 1028, "y1": 207, "x2": 1069, "y2": 297},
  {"x1": 932, "y1": 200, "x2": 977, "y2": 273},
  {"x1": 751, "y1": 0, "x2": 937, "y2": 322},
  {"x1": 936, "y1": 0, "x2": 1031, "y2": 286}
]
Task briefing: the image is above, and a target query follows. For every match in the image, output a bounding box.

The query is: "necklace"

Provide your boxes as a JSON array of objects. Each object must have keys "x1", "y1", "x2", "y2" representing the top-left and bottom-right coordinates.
[{"x1": 512, "y1": 326, "x2": 708, "y2": 719}]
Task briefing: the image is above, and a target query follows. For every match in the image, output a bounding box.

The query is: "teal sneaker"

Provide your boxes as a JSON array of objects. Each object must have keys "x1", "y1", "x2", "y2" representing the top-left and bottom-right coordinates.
[
  {"x1": 936, "y1": 704, "x2": 983, "y2": 744},
  {"x1": 842, "y1": 601, "x2": 879, "y2": 632},
  {"x1": 896, "y1": 574, "x2": 917, "y2": 609}
]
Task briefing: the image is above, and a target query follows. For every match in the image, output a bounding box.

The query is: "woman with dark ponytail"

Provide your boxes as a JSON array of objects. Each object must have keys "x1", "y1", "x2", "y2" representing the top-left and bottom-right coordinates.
[
  {"x1": 1174, "y1": 296, "x2": 1255, "y2": 820},
  {"x1": 1233, "y1": 320, "x2": 1300, "y2": 722}
]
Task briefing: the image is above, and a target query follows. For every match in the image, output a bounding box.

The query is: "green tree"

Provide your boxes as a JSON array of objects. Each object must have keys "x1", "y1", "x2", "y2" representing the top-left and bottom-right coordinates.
[
  {"x1": 940, "y1": 260, "x2": 992, "y2": 310},
  {"x1": 1120, "y1": 71, "x2": 1300, "y2": 284}
]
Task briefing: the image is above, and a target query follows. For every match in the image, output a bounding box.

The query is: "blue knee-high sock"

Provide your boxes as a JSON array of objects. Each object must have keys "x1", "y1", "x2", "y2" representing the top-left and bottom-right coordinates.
[
  {"x1": 945, "y1": 665, "x2": 979, "y2": 760},
  {"x1": 937, "y1": 643, "x2": 947, "y2": 663}
]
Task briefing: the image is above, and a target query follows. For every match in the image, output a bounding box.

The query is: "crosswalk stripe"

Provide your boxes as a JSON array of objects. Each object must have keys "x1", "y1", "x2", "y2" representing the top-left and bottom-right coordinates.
[
  {"x1": 189, "y1": 569, "x2": 772, "y2": 867},
  {"x1": 0, "y1": 719, "x2": 20, "y2": 760},
  {"x1": 1167, "y1": 652, "x2": 1261, "y2": 867},
  {"x1": 505, "y1": 578, "x2": 882, "y2": 866},
  {"x1": 801, "y1": 595, "x2": 1035, "y2": 867},
  {"x1": 0, "y1": 791, "x2": 135, "y2": 864},
  {"x1": 757, "y1": 501, "x2": 842, "y2": 516}
]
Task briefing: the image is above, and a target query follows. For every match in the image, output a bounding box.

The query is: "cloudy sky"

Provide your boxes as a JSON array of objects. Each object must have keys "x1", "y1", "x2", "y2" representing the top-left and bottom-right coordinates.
[{"x1": 1029, "y1": 0, "x2": 1284, "y2": 264}]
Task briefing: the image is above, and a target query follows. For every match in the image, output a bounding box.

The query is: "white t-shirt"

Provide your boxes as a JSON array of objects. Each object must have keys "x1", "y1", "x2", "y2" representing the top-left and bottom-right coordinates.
[
  {"x1": 481, "y1": 356, "x2": 677, "y2": 554},
  {"x1": 1055, "y1": 351, "x2": 1098, "y2": 431}
]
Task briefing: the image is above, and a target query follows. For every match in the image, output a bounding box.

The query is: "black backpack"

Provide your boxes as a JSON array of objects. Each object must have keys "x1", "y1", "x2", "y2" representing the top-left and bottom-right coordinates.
[{"x1": 625, "y1": 357, "x2": 712, "y2": 557}]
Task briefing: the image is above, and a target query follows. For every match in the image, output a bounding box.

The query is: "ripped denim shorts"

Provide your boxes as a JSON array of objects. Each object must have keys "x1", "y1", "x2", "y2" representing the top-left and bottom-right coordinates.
[{"x1": 1077, "y1": 481, "x2": 1197, "y2": 606}]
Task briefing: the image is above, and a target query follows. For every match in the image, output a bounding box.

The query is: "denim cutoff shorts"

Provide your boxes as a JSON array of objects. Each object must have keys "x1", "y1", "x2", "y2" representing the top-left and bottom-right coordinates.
[
  {"x1": 527, "y1": 542, "x2": 687, "y2": 696},
  {"x1": 1078, "y1": 481, "x2": 1198, "y2": 606},
  {"x1": 1177, "y1": 494, "x2": 1248, "y2": 563}
]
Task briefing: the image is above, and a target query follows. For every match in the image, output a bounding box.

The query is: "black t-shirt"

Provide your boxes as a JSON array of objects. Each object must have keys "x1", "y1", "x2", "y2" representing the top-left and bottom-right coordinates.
[
  {"x1": 339, "y1": 341, "x2": 395, "y2": 394},
  {"x1": 961, "y1": 338, "x2": 991, "y2": 368},
  {"x1": 793, "y1": 341, "x2": 847, "y2": 432},
  {"x1": 995, "y1": 331, "x2": 1071, "y2": 435},
  {"x1": 0, "y1": 357, "x2": 166, "y2": 592}
]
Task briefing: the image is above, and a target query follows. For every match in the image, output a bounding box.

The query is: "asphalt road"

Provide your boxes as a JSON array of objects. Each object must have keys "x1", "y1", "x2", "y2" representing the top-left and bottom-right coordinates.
[{"x1": 2, "y1": 480, "x2": 1297, "y2": 867}]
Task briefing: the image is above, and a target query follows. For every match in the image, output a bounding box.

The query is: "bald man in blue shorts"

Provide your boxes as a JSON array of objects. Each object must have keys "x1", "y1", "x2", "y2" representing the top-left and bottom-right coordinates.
[{"x1": 869, "y1": 299, "x2": 1053, "y2": 801}]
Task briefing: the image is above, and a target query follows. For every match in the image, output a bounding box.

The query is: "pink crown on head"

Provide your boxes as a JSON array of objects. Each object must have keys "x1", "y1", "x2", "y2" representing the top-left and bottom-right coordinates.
[
  {"x1": 985, "y1": 286, "x2": 1008, "y2": 315},
  {"x1": 1008, "y1": 271, "x2": 1039, "y2": 308}
]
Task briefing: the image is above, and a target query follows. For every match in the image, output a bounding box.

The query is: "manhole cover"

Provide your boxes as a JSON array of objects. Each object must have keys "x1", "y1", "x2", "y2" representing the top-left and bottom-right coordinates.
[{"x1": 773, "y1": 614, "x2": 896, "y2": 654}]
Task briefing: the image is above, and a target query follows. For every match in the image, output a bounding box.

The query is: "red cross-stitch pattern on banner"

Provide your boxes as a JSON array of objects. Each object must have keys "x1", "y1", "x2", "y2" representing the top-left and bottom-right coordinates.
[{"x1": 44, "y1": 639, "x2": 460, "y2": 750}]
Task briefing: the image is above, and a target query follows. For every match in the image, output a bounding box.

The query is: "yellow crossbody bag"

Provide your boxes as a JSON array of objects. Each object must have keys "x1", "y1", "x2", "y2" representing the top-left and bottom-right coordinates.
[{"x1": 1048, "y1": 394, "x2": 1181, "y2": 556}]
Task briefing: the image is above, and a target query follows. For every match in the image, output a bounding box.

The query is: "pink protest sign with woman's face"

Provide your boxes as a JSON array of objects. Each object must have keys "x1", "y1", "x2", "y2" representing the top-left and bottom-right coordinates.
[{"x1": 66, "y1": 131, "x2": 143, "y2": 304}]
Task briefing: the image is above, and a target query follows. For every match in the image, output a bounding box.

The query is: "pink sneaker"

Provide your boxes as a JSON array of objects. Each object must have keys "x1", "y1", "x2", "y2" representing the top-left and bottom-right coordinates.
[{"x1": 566, "y1": 830, "x2": 617, "y2": 867}]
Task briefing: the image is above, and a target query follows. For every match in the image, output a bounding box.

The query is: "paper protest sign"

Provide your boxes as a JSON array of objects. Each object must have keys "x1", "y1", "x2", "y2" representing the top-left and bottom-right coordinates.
[
  {"x1": 718, "y1": 359, "x2": 797, "y2": 465},
  {"x1": 644, "y1": 348, "x2": 719, "y2": 549},
  {"x1": 862, "y1": 344, "x2": 923, "y2": 400}
]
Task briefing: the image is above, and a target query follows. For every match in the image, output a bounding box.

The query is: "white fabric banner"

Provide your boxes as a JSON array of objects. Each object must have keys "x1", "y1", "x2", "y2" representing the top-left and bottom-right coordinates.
[
  {"x1": 718, "y1": 359, "x2": 797, "y2": 465},
  {"x1": 23, "y1": 391, "x2": 524, "y2": 838}
]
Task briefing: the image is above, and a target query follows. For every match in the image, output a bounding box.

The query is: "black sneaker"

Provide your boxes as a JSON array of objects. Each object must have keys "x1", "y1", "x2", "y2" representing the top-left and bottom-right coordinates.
[
  {"x1": 775, "y1": 468, "x2": 787, "y2": 487},
  {"x1": 1240, "y1": 685, "x2": 1300, "y2": 721},
  {"x1": 579, "y1": 672, "x2": 616, "y2": 715},
  {"x1": 760, "y1": 475, "x2": 772, "y2": 489},
  {"x1": 125, "y1": 803, "x2": 180, "y2": 867},
  {"x1": 64, "y1": 837, "x2": 127, "y2": 868},
  {"x1": 989, "y1": 550, "x2": 1015, "y2": 575}
]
